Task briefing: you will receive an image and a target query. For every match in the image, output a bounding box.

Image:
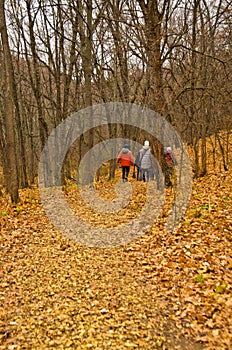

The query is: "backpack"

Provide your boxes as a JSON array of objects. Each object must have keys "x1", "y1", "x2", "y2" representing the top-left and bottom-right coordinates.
[
  {"x1": 134, "y1": 152, "x2": 141, "y2": 168},
  {"x1": 165, "y1": 150, "x2": 177, "y2": 167}
]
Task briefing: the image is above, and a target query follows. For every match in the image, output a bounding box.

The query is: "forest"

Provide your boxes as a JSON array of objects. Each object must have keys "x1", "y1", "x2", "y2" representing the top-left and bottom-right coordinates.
[
  {"x1": 0, "y1": 0, "x2": 231, "y2": 200},
  {"x1": 0, "y1": 0, "x2": 232, "y2": 349}
]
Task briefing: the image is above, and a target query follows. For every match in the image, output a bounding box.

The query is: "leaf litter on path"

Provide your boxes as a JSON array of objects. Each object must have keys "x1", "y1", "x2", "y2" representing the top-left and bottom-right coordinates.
[{"x1": 0, "y1": 168, "x2": 231, "y2": 349}]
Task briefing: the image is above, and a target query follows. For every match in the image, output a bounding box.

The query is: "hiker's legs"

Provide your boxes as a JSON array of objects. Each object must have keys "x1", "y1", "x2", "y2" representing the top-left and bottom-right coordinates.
[
  {"x1": 142, "y1": 169, "x2": 149, "y2": 182},
  {"x1": 125, "y1": 166, "x2": 130, "y2": 181},
  {"x1": 148, "y1": 168, "x2": 154, "y2": 181},
  {"x1": 136, "y1": 167, "x2": 139, "y2": 180},
  {"x1": 137, "y1": 167, "x2": 142, "y2": 181},
  {"x1": 122, "y1": 166, "x2": 126, "y2": 180},
  {"x1": 122, "y1": 166, "x2": 130, "y2": 181},
  {"x1": 145, "y1": 169, "x2": 149, "y2": 182},
  {"x1": 140, "y1": 168, "x2": 145, "y2": 181}
]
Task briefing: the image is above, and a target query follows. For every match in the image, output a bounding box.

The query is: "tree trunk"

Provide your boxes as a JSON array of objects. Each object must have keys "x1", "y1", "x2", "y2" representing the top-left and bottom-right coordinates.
[
  {"x1": 0, "y1": 1, "x2": 19, "y2": 202},
  {"x1": 138, "y1": 0, "x2": 166, "y2": 115}
]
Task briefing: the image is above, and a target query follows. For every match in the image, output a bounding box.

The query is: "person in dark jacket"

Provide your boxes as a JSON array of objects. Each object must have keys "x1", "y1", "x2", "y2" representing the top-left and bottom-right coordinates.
[
  {"x1": 133, "y1": 151, "x2": 144, "y2": 181},
  {"x1": 117, "y1": 144, "x2": 134, "y2": 182}
]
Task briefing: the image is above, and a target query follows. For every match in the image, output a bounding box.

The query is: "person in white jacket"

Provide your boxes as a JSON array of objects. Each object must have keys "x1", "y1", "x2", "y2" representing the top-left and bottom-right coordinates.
[{"x1": 139, "y1": 140, "x2": 154, "y2": 182}]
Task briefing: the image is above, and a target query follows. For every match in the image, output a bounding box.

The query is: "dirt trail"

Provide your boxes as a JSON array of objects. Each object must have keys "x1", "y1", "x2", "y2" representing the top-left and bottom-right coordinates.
[{"x1": 0, "y1": 169, "x2": 231, "y2": 349}]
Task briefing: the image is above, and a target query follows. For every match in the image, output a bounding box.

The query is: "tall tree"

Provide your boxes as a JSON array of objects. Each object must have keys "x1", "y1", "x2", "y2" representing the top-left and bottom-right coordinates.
[
  {"x1": 137, "y1": 0, "x2": 167, "y2": 114},
  {"x1": 0, "y1": 0, "x2": 19, "y2": 202},
  {"x1": 25, "y1": 0, "x2": 48, "y2": 146}
]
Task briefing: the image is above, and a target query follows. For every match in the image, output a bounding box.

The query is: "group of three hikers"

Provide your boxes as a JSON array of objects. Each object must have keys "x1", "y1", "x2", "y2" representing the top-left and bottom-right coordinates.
[{"x1": 116, "y1": 141, "x2": 177, "y2": 187}]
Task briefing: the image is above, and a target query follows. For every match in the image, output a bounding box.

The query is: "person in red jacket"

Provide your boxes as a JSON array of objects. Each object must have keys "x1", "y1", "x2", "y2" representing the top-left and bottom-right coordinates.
[
  {"x1": 117, "y1": 144, "x2": 134, "y2": 182},
  {"x1": 164, "y1": 146, "x2": 178, "y2": 187}
]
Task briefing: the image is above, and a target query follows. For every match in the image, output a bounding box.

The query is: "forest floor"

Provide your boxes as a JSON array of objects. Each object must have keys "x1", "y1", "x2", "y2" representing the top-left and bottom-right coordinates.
[{"x1": 0, "y1": 164, "x2": 232, "y2": 349}]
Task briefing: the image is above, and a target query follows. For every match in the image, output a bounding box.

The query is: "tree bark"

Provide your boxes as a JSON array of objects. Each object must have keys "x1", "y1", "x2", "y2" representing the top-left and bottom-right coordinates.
[
  {"x1": 0, "y1": 1, "x2": 19, "y2": 202},
  {"x1": 138, "y1": 0, "x2": 166, "y2": 114}
]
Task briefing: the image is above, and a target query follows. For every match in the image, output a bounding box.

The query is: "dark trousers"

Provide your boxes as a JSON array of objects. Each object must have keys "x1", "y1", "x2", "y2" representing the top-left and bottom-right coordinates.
[
  {"x1": 136, "y1": 166, "x2": 145, "y2": 181},
  {"x1": 122, "y1": 166, "x2": 130, "y2": 180}
]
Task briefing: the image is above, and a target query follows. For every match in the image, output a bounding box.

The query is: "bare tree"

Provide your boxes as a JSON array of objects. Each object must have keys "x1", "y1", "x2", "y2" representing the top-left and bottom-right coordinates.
[
  {"x1": 0, "y1": 0, "x2": 231, "y2": 188},
  {"x1": 0, "y1": 1, "x2": 19, "y2": 202}
]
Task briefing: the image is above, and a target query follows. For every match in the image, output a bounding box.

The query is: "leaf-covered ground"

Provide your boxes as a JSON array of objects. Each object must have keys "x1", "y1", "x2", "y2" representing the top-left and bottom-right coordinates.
[{"x1": 0, "y1": 167, "x2": 231, "y2": 349}]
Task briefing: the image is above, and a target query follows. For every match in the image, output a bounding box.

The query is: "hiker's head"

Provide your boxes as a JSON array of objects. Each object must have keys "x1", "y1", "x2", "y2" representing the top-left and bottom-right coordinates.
[
  {"x1": 144, "y1": 140, "x2": 149, "y2": 146},
  {"x1": 124, "y1": 144, "x2": 129, "y2": 149},
  {"x1": 167, "y1": 146, "x2": 172, "y2": 151}
]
